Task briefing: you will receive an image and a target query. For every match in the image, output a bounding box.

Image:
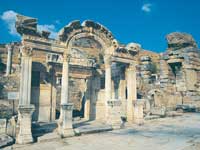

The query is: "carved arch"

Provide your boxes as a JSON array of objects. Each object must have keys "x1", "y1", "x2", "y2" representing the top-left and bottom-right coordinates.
[{"x1": 58, "y1": 20, "x2": 118, "y2": 54}]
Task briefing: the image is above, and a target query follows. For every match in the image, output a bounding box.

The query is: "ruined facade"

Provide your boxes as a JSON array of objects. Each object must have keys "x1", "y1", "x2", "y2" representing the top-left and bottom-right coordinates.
[
  {"x1": 0, "y1": 13, "x2": 200, "y2": 145},
  {"x1": 0, "y1": 14, "x2": 141, "y2": 144}
]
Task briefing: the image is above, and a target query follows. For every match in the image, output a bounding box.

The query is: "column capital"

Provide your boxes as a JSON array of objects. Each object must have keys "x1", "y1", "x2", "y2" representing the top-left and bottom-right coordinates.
[
  {"x1": 127, "y1": 63, "x2": 136, "y2": 71},
  {"x1": 6, "y1": 43, "x2": 14, "y2": 51},
  {"x1": 104, "y1": 54, "x2": 112, "y2": 68},
  {"x1": 20, "y1": 45, "x2": 33, "y2": 57},
  {"x1": 63, "y1": 53, "x2": 71, "y2": 62}
]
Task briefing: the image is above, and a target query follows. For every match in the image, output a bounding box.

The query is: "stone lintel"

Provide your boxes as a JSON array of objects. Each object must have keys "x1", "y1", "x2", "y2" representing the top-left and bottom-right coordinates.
[
  {"x1": 167, "y1": 58, "x2": 183, "y2": 64},
  {"x1": 111, "y1": 56, "x2": 135, "y2": 64}
]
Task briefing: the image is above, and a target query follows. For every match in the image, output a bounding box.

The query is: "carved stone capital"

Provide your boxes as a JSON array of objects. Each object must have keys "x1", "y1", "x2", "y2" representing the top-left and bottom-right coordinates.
[
  {"x1": 6, "y1": 43, "x2": 14, "y2": 51},
  {"x1": 63, "y1": 53, "x2": 71, "y2": 62},
  {"x1": 127, "y1": 63, "x2": 136, "y2": 71},
  {"x1": 20, "y1": 46, "x2": 33, "y2": 57},
  {"x1": 104, "y1": 54, "x2": 112, "y2": 68},
  {"x1": 61, "y1": 103, "x2": 74, "y2": 110}
]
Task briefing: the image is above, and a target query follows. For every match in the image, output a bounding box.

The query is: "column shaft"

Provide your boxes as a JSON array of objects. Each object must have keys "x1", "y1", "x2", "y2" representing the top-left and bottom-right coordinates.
[
  {"x1": 6, "y1": 44, "x2": 13, "y2": 76},
  {"x1": 60, "y1": 54, "x2": 70, "y2": 105},
  {"x1": 19, "y1": 53, "x2": 32, "y2": 105},
  {"x1": 126, "y1": 63, "x2": 137, "y2": 122},
  {"x1": 104, "y1": 55, "x2": 112, "y2": 102}
]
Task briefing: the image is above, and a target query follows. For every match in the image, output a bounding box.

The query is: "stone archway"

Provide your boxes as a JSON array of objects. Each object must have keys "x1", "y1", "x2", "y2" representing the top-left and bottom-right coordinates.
[
  {"x1": 58, "y1": 20, "x2": 118, "y2": 55},
  {"x1": 57, "y1": 20, "x2": 119, "y2": 127}
]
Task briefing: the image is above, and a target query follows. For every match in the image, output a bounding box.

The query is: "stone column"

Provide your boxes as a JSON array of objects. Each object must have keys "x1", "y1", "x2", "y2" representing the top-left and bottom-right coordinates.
[
  {"x1": 16, "y1": 45, "x2": 35, "y2": 144},
  {"x1": 104, "y1": 55, "x2": 122, "y2": 128},
  {"x1": 104, "y1": 54, "x2": 112, "y2": 117},
  {"x1": 6, "y1": 43, "x2": 14, "y2": 76},
  {"x1": 104, "y1": 54, "x2": 112, "y2": 102},
  {"x1": 126, "y1": 63, "x2": 137, "y2": 123},
  {"x1": 58, "y1": 53, "x2": 74, "y2": 138}
]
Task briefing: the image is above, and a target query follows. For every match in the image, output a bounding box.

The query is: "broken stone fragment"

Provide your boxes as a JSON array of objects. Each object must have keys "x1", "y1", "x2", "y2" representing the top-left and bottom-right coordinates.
[
  {"x1": 0, "y1": 134, "x2": 14, "y2": 148},
  {"x1": 15, "y1": 14, "x2": 38, "y2": 36},
  {"x1": 166, "y1": 32, "x2": 197, "y2": 50}
]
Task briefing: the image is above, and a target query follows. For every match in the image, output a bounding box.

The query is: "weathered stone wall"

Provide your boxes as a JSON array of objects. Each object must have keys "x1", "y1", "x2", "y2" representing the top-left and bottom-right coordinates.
[{"x1": 0, "y1": 43, "x2": 20, "y2": 119}]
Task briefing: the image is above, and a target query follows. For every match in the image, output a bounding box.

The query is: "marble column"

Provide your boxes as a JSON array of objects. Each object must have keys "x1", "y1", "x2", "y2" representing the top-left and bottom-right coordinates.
[
  {"x1": 104, "y1": 54, "x2": 112, "y2": 117},
  {"x1": 104, "y1": 55, "x2": 112, "y2": 101},
  {"x1": 6, "y1": 43, "x2": 14, "y2": 76},
  {"x1": 58, "y1": 53, "x2": 74, "y2": 138},
  {"x1": 104, "y1": 55, "x2": 122, "y2": 128},
  {"x1": 16, "y1": 46, "x2": 35, "y2": 144},
  {"x1": 126, "y1": 63, "x2": 137, "y2": 123}
]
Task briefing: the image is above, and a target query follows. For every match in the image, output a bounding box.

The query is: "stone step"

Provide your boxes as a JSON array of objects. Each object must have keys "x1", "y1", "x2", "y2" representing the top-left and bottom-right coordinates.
[
  {"x1": 75, "y1": 125, "x2": 113, "y2": 135},
  {"x1": 32, "y1": 122, "x2": 57, "y2": 137},
  {"x1": 37, "y1": 132, "x2": 60, "y2": 143}
]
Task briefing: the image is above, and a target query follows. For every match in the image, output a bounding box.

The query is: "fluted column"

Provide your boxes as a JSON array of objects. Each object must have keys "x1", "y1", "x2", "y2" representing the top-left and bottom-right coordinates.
[
  {"x1": 17, "y1": 45, "x2": 35, "y2": 144},
  {"x1": 6, "y1": 43, "x2": 14, "y2": 76},
  {"x1": 58, "y1": 53, "x2": 74, "y2": 138},
  {"x1": 126, "y1": 63, "x2": 137, "y2": 122}
]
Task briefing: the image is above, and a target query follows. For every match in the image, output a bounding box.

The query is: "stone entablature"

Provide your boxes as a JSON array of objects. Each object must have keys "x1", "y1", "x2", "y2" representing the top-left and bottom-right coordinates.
[{"x1": 46, "y1": 53, "x2": 96, "y2": 68}]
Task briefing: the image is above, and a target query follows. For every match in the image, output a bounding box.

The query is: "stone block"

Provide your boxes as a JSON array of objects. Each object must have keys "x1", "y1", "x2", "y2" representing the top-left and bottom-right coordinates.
[
  {"x1": 106, "y1": 100, "x2": 122, "y2": 129},
  {"x1": 0, "y1": 134, "x2": 14, "y2": 148},
  {"x1": 0, "y1": 119, "x2": 7, "y2": 135},
  {"x1": 134, "y1": 100, "x2": 144, "y2": 125},
  {"x1": 6, "y1": 116, "x2": 17, "y2": 137},
  {"x1": 150, "y1": 107, "x2": 166, "y2": 117}
]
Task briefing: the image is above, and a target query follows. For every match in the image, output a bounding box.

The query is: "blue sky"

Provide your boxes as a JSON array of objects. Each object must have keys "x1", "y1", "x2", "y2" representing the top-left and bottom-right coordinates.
[{"x1": 0, "y1": 0, "x2": 200, "y2": 52}]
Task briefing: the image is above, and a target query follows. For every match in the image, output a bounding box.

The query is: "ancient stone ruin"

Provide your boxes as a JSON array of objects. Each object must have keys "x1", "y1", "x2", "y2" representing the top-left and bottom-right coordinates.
[{"x1": 0, "y1": 14, "x2": 199, "y2": 146}]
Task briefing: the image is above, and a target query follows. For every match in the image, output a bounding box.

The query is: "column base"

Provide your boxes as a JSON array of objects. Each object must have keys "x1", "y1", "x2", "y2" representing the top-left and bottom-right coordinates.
[
  {"x1": 106, "y1": 100, "x2": 122, "y2": 129},
  {"x1": 16, "y1": 105, "x2": 35, "y2": 144},
  {"x1": 58, "y1": 103, "x2": 74, "y2": 138},
  {"x1": 60, "y1": 128, "x2": 75, "y2": 138}
]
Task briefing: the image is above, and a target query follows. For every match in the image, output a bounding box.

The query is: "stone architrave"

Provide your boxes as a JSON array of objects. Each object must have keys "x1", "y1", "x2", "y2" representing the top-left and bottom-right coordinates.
[
  {"x1": 6, "y1": 43, "x2": 14, "y2": 76},
  {"x1": 126, "y1": 63, "x2": 137, "y2": 123},
  {"x1": 16, "y1": 45, "x2": 35, "y2": 144},
  {"x1": 58, "y1": 53, "x2": 74, "y2": 137}
]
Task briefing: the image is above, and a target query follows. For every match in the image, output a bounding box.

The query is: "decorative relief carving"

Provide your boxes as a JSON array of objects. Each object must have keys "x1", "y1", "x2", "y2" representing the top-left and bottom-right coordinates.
[
  {"x1": 20, "y1": 45, "x2": 33, "y2": 57},
  {"x1": 58, "y1": 20, "x2": 116, "y2": 49}
]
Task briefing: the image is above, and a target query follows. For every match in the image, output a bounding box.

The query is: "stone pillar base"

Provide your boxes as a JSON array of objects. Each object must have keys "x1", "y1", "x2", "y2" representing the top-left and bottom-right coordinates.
[
  {"x1": 16, "y1": 105, "x2": 35, "y2": 144},
  {"x1": 106, "y1": 100, "x2": 122, "y2": 129},
  {"x1": 134, "y1": 100, "x2": 144, "y2": 125},
  {"x1": 58, "y1": 103, "x2": 74, "y2": 138}
]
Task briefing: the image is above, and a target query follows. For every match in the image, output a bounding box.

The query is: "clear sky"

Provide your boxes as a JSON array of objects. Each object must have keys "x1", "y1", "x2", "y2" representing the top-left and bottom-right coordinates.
[{"x1": 0, "y1": 0, "x2": 200, "y2": 52}]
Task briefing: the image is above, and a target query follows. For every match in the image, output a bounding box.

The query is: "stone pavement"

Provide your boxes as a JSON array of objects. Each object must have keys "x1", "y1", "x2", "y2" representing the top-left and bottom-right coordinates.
[{"x1": 4, "y1": 113, "x2": 200, "y2": 150}]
